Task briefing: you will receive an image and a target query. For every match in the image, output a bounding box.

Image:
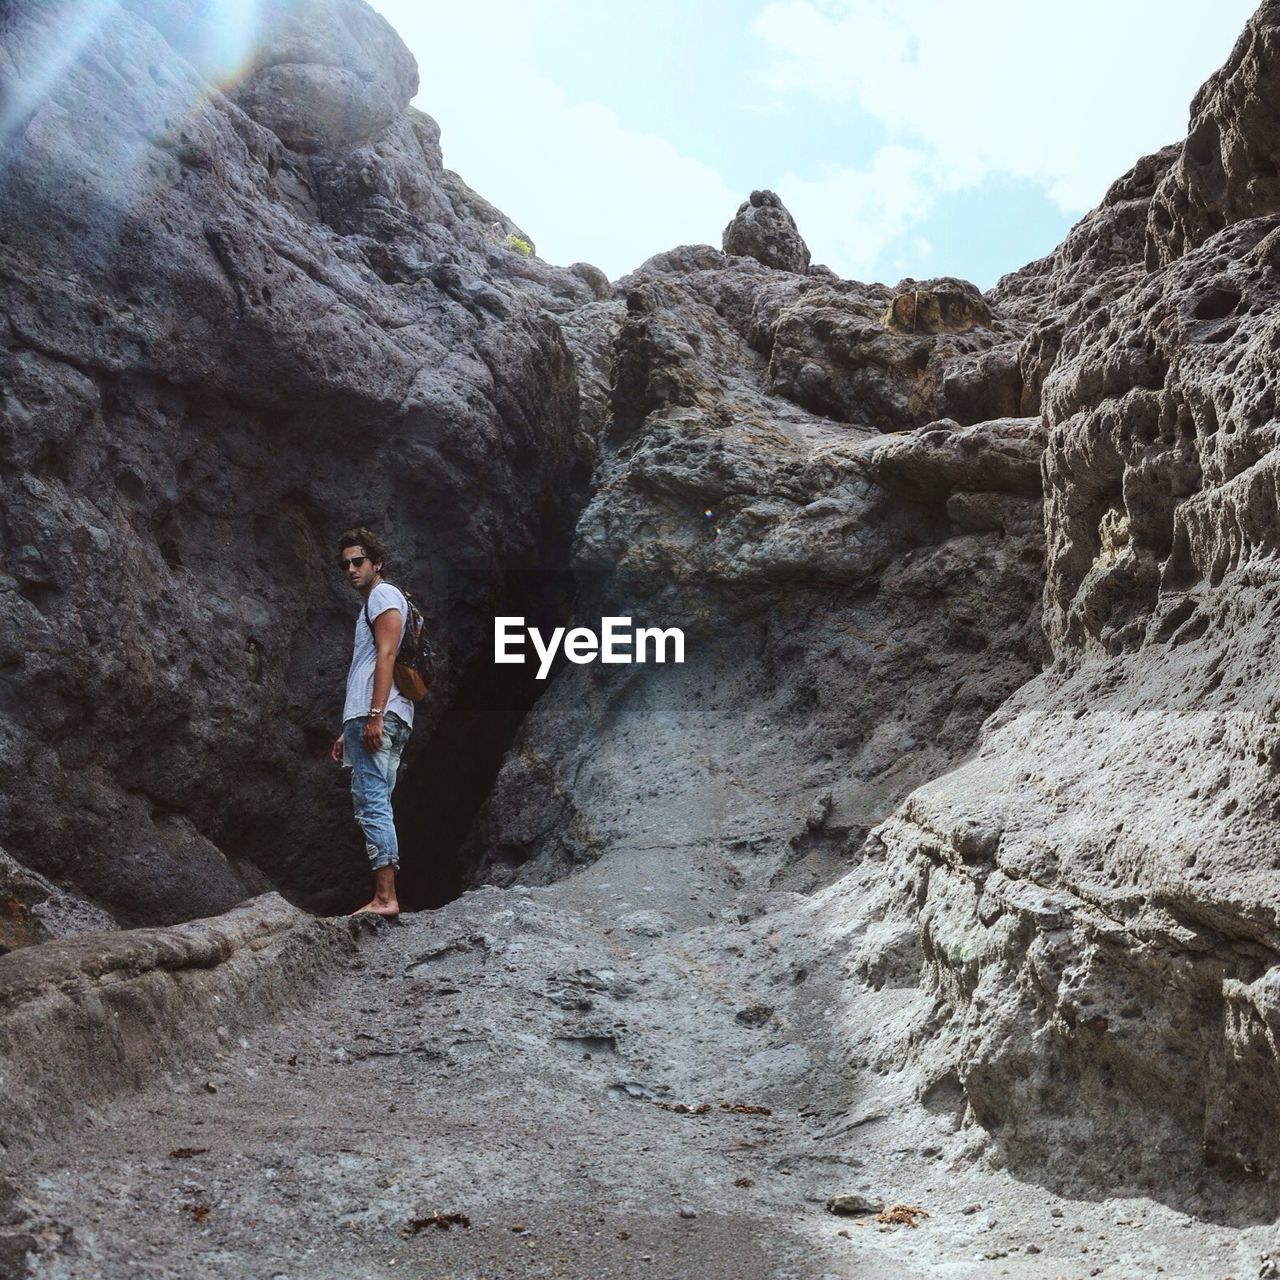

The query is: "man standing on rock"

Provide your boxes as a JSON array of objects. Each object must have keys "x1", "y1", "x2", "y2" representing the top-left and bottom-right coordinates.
[{"x1": 329, "y1": 527, "x2": 414, "y2": 919}]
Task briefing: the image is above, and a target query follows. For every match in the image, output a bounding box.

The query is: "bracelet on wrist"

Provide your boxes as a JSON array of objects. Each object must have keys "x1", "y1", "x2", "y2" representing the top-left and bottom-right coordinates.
[{"x1": 368, "y1": 708, "x2": 384, "y2": 717}]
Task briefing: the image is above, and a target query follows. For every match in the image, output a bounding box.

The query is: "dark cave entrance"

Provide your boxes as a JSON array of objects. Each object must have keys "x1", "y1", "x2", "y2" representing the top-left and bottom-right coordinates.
[
  {"x1": 388, "y1": 565, "x2": 575, "y2": 912},
  {"x1": 391, "y1": 659, "x2": 536, "y2": 910}
]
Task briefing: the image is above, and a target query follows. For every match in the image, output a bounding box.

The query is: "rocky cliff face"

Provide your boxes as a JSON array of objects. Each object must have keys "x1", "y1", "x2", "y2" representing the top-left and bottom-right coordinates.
[
  {"x1": 7, "y1": 0, "x2": 1280, "y2": 1220},
  {"x1": 818, "y1": 0, "x2": 1280, "y2": 1207},
  {"x1": 467, "y1": 240, "x2": 1048, "y2": 898},
  {"x1": 0, "y1": 0, "x2": 601, "y2": 931},
  {"x1": 465, "y1": 0, "x2": 1280, "y2": 1210}
]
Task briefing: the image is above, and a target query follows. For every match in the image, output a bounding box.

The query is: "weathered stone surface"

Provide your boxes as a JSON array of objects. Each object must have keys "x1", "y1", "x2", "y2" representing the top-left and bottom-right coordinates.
[
  {"x1": 569, "y1": 261, "x2": 610, "y2": 300},
  {"x1": 765, "y1": 277, "x2": 1023, "y2": 431},
  {"x1": 0, "y1": 855, "x2": 1266, "y2": 1276},
  {"x1": 722, "y1": 190, "x2": 811, "y2": 274},
  {"x1": 0, "y1": 845, "x2": 115, "y2": 954},
  {"x1": 9, "y1": 0, "x2": 1280, "y2": 1234},
  {"x1": 882, "y1": 279, "x2": 992, "y2": 335},
  {"x1": 467, "y1": 259, "x2": 1047, "y2": 894},
  {"x1": 865, "y1": 417, "x2": 1046, "y2": 503},
  {"x1": 994, "y1": 147, "x2": 1179, "y2": 321},
  {"x1": 0, "y1": 893, "x2": 359, "y2": 1149},
  {"x1": 0, "y1": 0, "x2": 593, "y2": 925},
  {"x1": 832, "y1": 24, "x2": 1280, "y2": 1205},
  {"x1": 991, "y1": 145, "x2": 1179, "y2": 415},
  {"x1": 459, "y1": 0, "x2": 1280, "y2": 1214},
  {"x1": 826, "y1": 1193, "x2": 883, "y2": 1216},
  {"x1": 1147, "y1": 0, "x2": 1280, "y2": 267},
  {"x1": 226, "y1": 0, "x2": 420, "y2": 154}
]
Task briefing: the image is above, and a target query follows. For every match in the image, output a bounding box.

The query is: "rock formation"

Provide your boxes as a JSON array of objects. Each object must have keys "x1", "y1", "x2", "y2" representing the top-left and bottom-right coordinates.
[
  {"x1": 467, "y1": 249, "x2": 1048, "y2": 895},
  {"x1": 1146, "y1": 3, "x2": 1280, "y2": 268},
  {"x1": 825, "y1": 1, "x2": 1280, "y2": 1203},
  {"x1": 722, "y1": 188, "x2": 811, "y2": 274},
  {"x1": 5, "y1": 0, "x2": 1280, "y2": 1230},
  {"x1": 0, "y1": 0, "x2": 602, "y2": 930},
  {"x1": 465, "y1": 0, "x2": 1280, "y2": 1210}
]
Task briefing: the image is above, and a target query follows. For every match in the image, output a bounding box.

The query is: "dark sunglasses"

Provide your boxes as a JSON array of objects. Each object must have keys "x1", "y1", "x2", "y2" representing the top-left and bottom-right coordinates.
[{"x1": 339, "y1": 555, "x2": 367, "y2": 570}]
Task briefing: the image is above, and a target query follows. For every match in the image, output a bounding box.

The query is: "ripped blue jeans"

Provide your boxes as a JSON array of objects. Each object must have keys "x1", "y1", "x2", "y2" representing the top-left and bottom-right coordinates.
[{"x1": 343, "y1": 712, "x2": 410, "y2": 871}]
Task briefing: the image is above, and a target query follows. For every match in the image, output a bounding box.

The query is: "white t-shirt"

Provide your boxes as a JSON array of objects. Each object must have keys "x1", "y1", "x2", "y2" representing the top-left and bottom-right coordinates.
[{"x1": 343, "y1": 582, "x2": 415, "y2": 728}]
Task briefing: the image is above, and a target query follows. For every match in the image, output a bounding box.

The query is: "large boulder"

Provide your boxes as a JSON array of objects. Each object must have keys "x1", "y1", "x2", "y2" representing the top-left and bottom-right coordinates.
[
  {"x1": 882, "y1": 278, "x2": 993, "y2": 335},
  {"x1": 722, "y1": 190, "x2": 812, "y2": 274},
  {"x1": 766, "y1": 276, "x2": 1020, "y2": 431}
]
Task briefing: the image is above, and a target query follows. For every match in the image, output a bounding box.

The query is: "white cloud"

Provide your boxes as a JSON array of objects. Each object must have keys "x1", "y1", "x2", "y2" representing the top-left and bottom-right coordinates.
[
  {"x1": 368, "y1": 0, "x2": 1257, "y2": 285},
  {"x1": 369, "y1": 0, "x2": 739, "y2": 278},
  {"x1": 775, "y1": 145, "x2": 935, "y2": 283},
  {"x1": 753, "y1": 0, "x2": 1258, "y2": 212}
]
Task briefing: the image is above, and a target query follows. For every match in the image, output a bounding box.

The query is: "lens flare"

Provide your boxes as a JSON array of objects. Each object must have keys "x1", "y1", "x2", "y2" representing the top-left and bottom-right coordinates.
[
  {"x1": 0, "y1": 0, "x2": 116, "y2": 152},
  {"x1": 1, "y1": 1, "x2": 268, "y2": 155},
  {"x1": 174, "y1": 0, "x2": 266, "y2": 90},
  {"x1": 1, "y1": 0, "x2": 272, "y2": 270}
]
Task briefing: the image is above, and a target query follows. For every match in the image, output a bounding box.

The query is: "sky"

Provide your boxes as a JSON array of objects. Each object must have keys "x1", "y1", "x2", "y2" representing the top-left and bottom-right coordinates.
[{"x1": 367, "y1": 0, "x2": 1259, "y2": 288}]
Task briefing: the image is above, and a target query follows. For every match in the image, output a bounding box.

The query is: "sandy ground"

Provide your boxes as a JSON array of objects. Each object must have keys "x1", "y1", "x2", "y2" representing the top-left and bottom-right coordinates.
[{"x1": 6, "y1": 846, "x2": 1276, "y2": 1280}]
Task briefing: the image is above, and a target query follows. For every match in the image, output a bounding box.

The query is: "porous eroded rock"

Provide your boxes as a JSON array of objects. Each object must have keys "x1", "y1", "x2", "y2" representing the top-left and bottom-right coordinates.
[
  {"x1": 10, "y1": 0, "x2": 1280, "y2": 1229},
  {"x1": 1146, "y1": 0, "x2": 1280, "y2": 268},
  {"x1": 833, "y1": 20, "x2": 1280, "y2": 1205},
  {"x1": 227, "y1": 0, "x2": 420, "y2": 154},
  {"x1": 765, "y1": 277, "x2": 1021, "y2": 431},
  {"x1": 722, "y1": 190, "x2": 811, "y2": 274},
  {"x1": 991, "y1": 145, "x2": 1179, "y2": 416},
  {"x1": 882, "y1": 279, "x2": 993, "y2": 335}
]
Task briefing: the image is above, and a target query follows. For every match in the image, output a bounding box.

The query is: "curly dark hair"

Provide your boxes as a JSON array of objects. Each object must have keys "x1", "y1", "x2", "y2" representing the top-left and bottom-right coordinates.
[{"x1": 336, "y1": 526, "x2": 389, "y2": 569}]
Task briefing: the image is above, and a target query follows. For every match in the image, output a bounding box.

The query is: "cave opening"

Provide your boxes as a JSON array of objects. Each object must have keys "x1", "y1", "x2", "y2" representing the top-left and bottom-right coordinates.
[{"x1": 389, "y1": 565, "x2": 577, "y2": 912}]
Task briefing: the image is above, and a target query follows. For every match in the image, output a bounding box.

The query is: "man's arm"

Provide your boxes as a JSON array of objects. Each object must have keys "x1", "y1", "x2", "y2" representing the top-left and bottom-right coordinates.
[{"x1": 362, "y1": 606, "x2": 402, "y2": 751}]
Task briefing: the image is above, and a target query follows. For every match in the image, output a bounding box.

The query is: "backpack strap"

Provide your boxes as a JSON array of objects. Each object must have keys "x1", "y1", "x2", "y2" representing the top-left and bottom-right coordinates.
[{"x1": 364, "y1": 583, "x2": 404, "y2": 635}]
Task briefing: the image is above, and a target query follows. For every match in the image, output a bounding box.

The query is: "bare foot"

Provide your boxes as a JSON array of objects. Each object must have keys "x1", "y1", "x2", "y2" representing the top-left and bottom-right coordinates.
[{"x1": 349, "y1": 899, "x2": 400, "y2": 920}]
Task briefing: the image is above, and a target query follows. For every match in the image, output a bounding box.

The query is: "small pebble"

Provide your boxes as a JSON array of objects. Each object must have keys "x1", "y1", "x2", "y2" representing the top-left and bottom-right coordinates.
[
  {"x1": 1024, "y1": 1244, "x2": 1041, "y2": 1254},
  {"x1": 678, "y1": 1207, "x2": 697, "y2": 1220},
  {"x1": 826, "y1": 1194, "x2": 883, "y2": 1217},
  {"x1": 961, "y1": 1203, "x2": 981, "y2": 1215}
]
